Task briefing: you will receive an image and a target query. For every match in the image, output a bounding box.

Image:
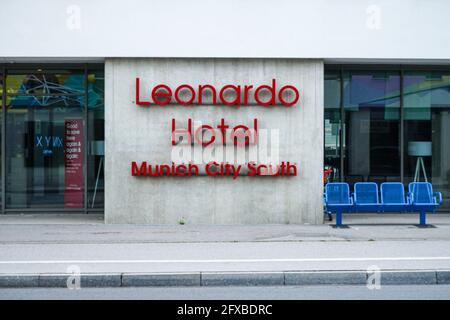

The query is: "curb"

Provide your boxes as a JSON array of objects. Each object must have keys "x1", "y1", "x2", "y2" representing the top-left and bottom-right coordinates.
[{"x1": 0, "y1": 270, "x2": 449, "y2": 288}]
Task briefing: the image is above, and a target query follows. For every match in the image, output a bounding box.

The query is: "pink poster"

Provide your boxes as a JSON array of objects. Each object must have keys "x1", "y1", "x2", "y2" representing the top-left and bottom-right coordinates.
[{"x1": 64, "y1": 119, "x2": 84, "y2": 208}]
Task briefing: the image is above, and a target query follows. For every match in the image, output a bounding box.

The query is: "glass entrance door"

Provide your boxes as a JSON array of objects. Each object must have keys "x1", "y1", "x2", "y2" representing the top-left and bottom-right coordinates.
[
  {"x1": 4, "y1": 70, "x2": 86, "y2": 209},
  {"x1": 6, "y1": 95, "x2": 85, "y2": 209}
]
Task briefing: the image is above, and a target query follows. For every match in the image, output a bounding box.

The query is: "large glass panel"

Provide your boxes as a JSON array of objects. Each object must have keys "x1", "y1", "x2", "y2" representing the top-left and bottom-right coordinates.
[
  {"x1": 87, "y1": 71, "x2": 104, "y2": 209},
  {"x1": 0, "y1": 72, "x2": 3, "y2": 209},
  {"x1": 324, "y1": 71, "x2": 341, "y2": 183},
  {"x1": 6, "y1": 69, "x2": 85, "y2": 95},
  {"x1": 404, "y1": 71, "x2": 450, "y2": 210},
  {"x1": 5, "y1": 95, "x2": 85, "y2": 209},
  {"x1": 343, "y1": 70, "x2": 401, "y2": 190}
]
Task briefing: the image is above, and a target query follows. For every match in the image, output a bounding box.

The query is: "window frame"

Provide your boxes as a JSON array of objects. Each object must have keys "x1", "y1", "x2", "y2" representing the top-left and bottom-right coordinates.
[
  {"x1": 0, "y1": 63, "x2": 104, "y2": 214},
  {"x1": 325, "y1": 64, "x2": 450, "y2": 212}
]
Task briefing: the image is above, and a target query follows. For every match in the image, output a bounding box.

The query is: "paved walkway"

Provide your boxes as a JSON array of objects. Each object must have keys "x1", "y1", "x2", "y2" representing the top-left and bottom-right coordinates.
[{"x1": 1, "y1": 213, "x2": 450, "y2": 243}]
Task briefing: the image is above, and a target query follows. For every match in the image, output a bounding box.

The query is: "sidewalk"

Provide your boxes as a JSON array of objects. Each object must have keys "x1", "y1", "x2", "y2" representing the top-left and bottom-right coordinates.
[{"x1": 0, "y1": 214, "x2": 450, "y2": 287}]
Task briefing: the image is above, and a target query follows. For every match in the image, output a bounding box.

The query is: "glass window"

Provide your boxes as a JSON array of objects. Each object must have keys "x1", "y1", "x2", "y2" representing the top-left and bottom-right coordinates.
[
  {"x1": 324, "y1": 71, "x2": 341, "y2": 183},
  {"x1": 0, "y1": 72, "x2": 3, "y2": 97},
  {"x1": 404, "y1": 71, "x2": 450, "y2": 210},
  {"x1": 325, "y1": 67, "x2": 450, "y2": 212},
  {"x1": 0, "y1": 65, "x2": 104, "y2": 212},
  {"x1": 5, "y1": 95, "x2": 85, "y2": 209},
  {"x1": 343, "y1": 70, "x2": 401, "y2": 189},
  {"x1": 0, "y1": 71, "x2": 3, "y2": 208},
  {"x1": 87, "y1": 70, "x2": 104, "y2": 209},
  {"x1": 6, "y1": 69, "x2": 85, "y2": 95}
]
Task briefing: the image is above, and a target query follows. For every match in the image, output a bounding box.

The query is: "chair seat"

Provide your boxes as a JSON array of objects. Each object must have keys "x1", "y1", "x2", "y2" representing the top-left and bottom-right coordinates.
[
  {"x1": 324, "y1": 183, "x2": 353, "y2": 214},
  {"x1": 353, "y1": 182, "x2": 380, "y2": 212},
  {"x1": 382, "y1": 204, "x2": 410, "y2": 212},
  {"x1": 326, "y1": 203, "x2": 354, "y2": 212},
  {"x1": 354, "y1": 204, "x2": 382, "y2": 212},
  {"x1": 411, "y1": 203, "x2": 439, "y2": 210}
]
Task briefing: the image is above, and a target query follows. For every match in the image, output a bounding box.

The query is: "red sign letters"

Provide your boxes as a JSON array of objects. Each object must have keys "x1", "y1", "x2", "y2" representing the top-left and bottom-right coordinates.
[{"x1": 135, "y1": 78, "x2": 300, "y2": 107}]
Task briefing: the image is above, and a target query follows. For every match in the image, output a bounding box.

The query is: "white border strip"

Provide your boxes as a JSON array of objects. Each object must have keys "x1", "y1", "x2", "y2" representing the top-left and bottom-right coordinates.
[{"x1": 1, "y1": 256, "x2": 450, "y2": 264}]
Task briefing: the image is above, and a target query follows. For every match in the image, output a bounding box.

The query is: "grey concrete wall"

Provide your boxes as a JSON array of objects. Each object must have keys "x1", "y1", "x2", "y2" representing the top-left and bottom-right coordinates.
[{"x1": 105, "y1": 58, "x2": 324, "y2": 224}]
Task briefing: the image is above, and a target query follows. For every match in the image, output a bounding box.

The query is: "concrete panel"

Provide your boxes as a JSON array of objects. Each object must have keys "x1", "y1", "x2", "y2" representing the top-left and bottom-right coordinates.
[
  {"x1": 122, "y1": 273, "x2": 200, "y2": 287},
  {"x1": 379, "y1": 271, "x2": 437, "y2": 285},
  {"x1": 0, "y1": 275, "x2": 39, "y2": 288},
  {"x1": 201, "y1": 272, "x2": 284, "y2": 286},
  {"x1": 285, "y1": 271, "x2": 366, "y2": 285},
  {"x1": 38, "y1": 274, "x2": 121, "y2": 288},
  {"x1": 38, "y1": 274, "x2": 72, "y2": 288},
  {"x1": 436, "y1": 271, "x2": 450, "y2": 284},
  {"x1": 81, "y1": 274, "x2": 122, "y2": 287},
  {"x1": 105, "y1": 58, "x2": 324, "y2": 224}
]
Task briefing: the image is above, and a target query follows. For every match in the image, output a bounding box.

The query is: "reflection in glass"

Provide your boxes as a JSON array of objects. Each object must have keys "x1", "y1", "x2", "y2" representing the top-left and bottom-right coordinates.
[
  {"x1": 5, "y1": 96, "x2": 84, "y2": 208},
  {"x1": 404, "y1": 71, "x2": 450, "y2": 210},
  {"x1": 343, "y1": 71, "x2": 401, "y2": 190},
  {"x1": 324, "y1": 71, "x2": 341, "y2": 183},
  {"x1": 0, "y1": 72, "x2": 2, "y2": 207},
  {"x1": 87, "y1": 71, "x2": 105, "y2": 208},
  {"x1": 6, "y1": 70, "x2": 85, "y2": 95}
]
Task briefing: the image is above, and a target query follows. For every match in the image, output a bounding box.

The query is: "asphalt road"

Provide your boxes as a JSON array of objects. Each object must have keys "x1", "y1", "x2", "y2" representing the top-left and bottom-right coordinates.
[
  {"x1": 1, "y1": 285, "x2": 450, "y2": 300},
  {"x1": 2, "y1": 240, "x2": 450, "y2": 274}
]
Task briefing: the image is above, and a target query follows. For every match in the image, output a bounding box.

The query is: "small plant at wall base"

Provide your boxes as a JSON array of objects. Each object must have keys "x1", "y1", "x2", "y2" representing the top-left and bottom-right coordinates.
[{"x1": 178, "y1": 217, "x2": 186, "y2": 225}]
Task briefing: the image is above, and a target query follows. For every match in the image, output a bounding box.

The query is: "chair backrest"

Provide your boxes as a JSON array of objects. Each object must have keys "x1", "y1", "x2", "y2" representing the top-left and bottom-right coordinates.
[
  {"x1": 345, "y1": 175, "x2": 364, "y2": 191},
  {"x1": 381, "y1": 182, "x2": 406, "y2": 204},
  {"x1": 325, "y1": 183, "x2": 351, "y2": 204},
  {"x1": 409, "y1": 182, "x2": 433, "y2": 204},
  {"x1": 354, "y1": 182, "x2": 379, "y2": 204}
]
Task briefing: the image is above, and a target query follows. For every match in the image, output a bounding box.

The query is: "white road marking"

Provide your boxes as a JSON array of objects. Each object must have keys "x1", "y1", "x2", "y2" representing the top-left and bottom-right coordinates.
[{"x1": 0, "y1": 256, "x2": 450, "y2": 264}]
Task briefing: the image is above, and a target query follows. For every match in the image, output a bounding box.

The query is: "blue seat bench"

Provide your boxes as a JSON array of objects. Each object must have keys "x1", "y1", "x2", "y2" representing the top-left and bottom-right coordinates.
[{"x1": 324, "y1": 182, "x2": 443, "y2": 227}]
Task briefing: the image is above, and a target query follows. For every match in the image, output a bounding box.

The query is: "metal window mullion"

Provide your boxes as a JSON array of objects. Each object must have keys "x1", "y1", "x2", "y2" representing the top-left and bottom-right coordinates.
[
  {"x1": 339, "y1": 67, "x2": 345, "y2": 182},
  {"x1": 84, "y1": 64, "x2": 88, "y2": 214},
  {"x1": 1, "y1": 67, "x2": 6, "y2": 213},
  {"x1": 400, "y1": 68, "x2": 404, "y2": 183}
]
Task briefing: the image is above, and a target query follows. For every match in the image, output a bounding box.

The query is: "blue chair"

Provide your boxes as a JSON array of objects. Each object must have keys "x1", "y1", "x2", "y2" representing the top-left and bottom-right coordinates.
[
  {"x1": 324, "y1": 183, "x2": 353, "y2": 226},
  {"x1": 324, "y1": 181, "x2": 443, "y2": 227},
  {"x1": 408, "y1": 182, "x2": 443, "y2": 226},
  {"x1": 380, "y1": 182, "x2": 410, "y2": 212},
  {"x1": 353, "y1": 182, "x2": 381, "y2": 212}
]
